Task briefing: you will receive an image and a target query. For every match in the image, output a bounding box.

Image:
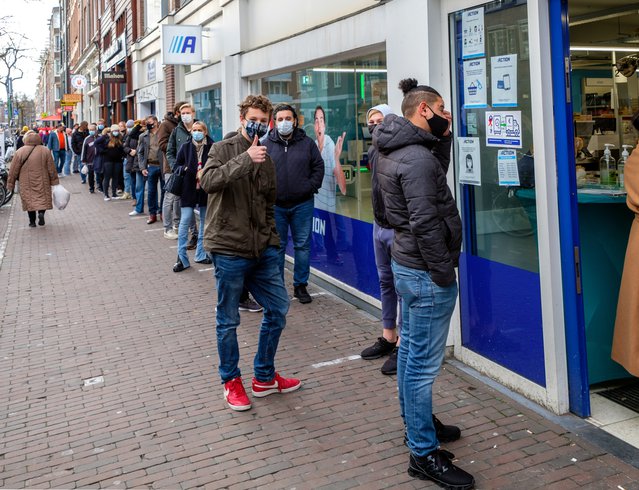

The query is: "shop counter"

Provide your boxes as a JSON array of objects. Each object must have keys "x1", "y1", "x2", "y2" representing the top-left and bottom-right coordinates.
[{"x1": 576, "y1": 188, "x2": 633, "y2": 384}]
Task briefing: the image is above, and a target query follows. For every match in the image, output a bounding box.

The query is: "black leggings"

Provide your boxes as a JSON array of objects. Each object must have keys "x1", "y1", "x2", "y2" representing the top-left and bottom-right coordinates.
[
  {"x1": 28, "y1": 210, "x2": 45, "y2": 223},
  {"x1": 102, "y1": 161, "x2": 118, "y2": 198}
]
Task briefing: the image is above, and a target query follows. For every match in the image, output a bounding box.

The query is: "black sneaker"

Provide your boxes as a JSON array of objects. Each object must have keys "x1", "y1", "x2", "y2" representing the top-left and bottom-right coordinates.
[
  {"x1": 408, "y1": 449, "x2": 474, "y2": 489},
  {"x1": 361, "y1": 337, "x2": 396, "y2": 360},
  {"x1": 381, "y1": 346, "x2": 398, "y2": 375},
  {"x1": 293, "y1": 285, "x2": 312, "y2": 304},
  {"x1": 433, "y1": 415, "x2": 461, "y2": 443}
]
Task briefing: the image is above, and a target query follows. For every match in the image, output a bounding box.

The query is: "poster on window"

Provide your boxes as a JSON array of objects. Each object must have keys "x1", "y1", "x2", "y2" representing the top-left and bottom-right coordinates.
[
  {"x1": 463, "y1": 58, "x2": 487, "y2": 108},
  {"x1": 485, "y1": 111, "x2": 522, "y2": 148},
  {"x1": 462, "y1": 7, "x2": 485, "y2": 59},
  {"x1": 458, "y1": 137, "x2": 481, "y2": 186},
  {"x1": 497, "y1": 149, "x2": 520, "y2": 186},
  {"x1": 491, "y1": 54, "x2": 518, "y2": 107}
]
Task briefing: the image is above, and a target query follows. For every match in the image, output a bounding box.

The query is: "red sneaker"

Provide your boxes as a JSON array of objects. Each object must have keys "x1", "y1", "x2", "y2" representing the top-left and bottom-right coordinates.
[
  {"x1": 223, "y1": 377, "x2": 251, "y2": 411},
  {"x1": 251, "y1": 372, "x2": 302, "y2": 398}
]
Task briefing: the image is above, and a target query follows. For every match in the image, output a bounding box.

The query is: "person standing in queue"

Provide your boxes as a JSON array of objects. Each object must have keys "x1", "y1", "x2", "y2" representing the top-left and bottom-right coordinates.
[
  {"x1": 198, "y1": 95, "x2": 300, "y2": 411},
  {"x1": 375, "y1": 78, "x2": 473, "y2": 489},
  {"x1": 263, "y1": 103, "x2": 325, "y2": 304}
]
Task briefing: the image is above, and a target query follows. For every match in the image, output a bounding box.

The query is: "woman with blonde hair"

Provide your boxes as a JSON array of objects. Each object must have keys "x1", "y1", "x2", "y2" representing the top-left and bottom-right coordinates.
[{"x1": 172, "y1": 120, "x2": 214, "y2": 272}]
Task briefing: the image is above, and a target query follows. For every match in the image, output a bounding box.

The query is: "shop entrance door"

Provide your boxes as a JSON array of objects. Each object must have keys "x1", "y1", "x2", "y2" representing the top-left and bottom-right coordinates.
[{"x1": 448, "y1": 1, "x2": 546, "y2": 387}]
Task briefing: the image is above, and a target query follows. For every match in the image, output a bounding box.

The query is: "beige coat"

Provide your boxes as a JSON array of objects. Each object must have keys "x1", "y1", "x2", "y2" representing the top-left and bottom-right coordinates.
[
  {"x1": 7, "y1": 132, "x2": 59, "y2": 212},
  {"x1": 612, "y1": 147, "x2": 639, "y2": 376}
]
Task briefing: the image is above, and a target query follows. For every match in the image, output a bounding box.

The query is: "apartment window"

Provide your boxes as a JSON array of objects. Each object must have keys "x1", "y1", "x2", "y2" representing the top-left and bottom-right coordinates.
[
  {"x1": 116, "y1": 12, "x2": 126, "y2": 37},
  {"x1": 54, "y1": 34, "x2": 61, "y2": 52},
  {"x1": 54, "y1": 59, "x2": 61, "y2": 76},
  {"x1": 161, "y1": 0, "x2": 170, "y2": 18}
]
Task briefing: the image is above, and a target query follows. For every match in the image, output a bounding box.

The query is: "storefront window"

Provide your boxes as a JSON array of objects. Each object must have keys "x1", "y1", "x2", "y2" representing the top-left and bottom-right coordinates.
[
  {"x1": 192, "y1": 87, "x2": 223, "y2": 142},
  {"x1": 257, "y1": 52, "x2": 388, "y2": 223}
]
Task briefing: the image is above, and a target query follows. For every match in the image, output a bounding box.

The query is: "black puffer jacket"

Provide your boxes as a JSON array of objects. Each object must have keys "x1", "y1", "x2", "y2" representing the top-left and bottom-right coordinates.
[
  {"x1": 264, "y1": 127, "x2": 325, "y2": 208},
  {"x1": 374, "y1": 114, "x2": 461, "y2": 287},
  {"x1": 71, "y1": 130, "x2": 89, "y2": 155}
]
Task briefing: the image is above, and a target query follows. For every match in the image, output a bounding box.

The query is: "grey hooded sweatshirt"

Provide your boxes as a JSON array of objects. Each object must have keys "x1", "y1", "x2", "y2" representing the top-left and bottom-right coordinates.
[{"x1": 374, "y1": 114, "x2": 462, "y2": 287}]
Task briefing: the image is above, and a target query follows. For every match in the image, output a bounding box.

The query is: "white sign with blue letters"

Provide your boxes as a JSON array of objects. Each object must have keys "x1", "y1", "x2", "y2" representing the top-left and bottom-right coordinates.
[
  {"x1": 161, "y1": 25, "x2": 203, "y2": 65},
  {"x1": 491, "y1": 54, "x2": 518, "y2": 107},
  {"x1": 463, "y1": 58, "x2": 487, "y2": 108},
  {"x1": 462, "y1": 7, "x2": 485, "y2": 59}
]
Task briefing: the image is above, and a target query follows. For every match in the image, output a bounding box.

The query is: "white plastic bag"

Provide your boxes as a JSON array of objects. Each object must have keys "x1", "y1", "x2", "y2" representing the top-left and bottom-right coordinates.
[
  {"x1": 81, "y1": 164, "x2": 88, "y2": 175},
  {"x1": 52, "y1": 184, "x2": 71, "y2": 210}
]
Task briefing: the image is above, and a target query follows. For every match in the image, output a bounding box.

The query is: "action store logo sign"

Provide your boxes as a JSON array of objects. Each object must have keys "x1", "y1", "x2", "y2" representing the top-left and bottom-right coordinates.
[{"x1": 162, "y1": 25, "x2": 203, "y2": 65}]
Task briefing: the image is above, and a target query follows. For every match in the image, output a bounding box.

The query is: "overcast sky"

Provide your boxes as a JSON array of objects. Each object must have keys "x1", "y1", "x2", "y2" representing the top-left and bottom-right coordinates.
[{"x1": 1, "y1": 0, "x2": 59, "y2": 99}]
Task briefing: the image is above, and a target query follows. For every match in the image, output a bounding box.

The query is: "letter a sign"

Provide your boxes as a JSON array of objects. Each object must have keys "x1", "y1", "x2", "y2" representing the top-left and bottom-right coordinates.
[{"x1": 161, "y1": 25, "x2": 203, "y2": 65}]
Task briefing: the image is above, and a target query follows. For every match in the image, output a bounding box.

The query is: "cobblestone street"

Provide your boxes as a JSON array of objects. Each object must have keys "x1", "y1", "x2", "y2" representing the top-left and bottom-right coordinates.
[{"x1": 2, "y1": 178, "x2": 639, "y2": 489}]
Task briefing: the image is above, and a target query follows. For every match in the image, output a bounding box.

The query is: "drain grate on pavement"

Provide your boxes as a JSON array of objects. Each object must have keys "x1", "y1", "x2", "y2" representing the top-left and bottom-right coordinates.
[{"x1": 598, "y1": 381, "x2": 639, "y2": 414}]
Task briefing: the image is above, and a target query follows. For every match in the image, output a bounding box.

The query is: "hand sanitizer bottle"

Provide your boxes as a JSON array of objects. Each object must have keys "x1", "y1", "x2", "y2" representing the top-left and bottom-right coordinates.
[
  {"x1": 600, "y1": 144, "x2": 616, "y2": 186},
  {"x1": 619, "y1": 145, "x2": 633, "y2": 189}
]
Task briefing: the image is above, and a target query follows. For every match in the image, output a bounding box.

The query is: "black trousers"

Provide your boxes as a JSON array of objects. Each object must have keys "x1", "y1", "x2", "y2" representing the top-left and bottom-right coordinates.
[
  {"x1": 27, "y1": 210, "x2": 45, "y2": 224},
  {"x1": 88, "y1": 166, "x2": 95, "y2": 191},
  {"x1": 102, "y1": 161, "x2": 118, "y2": 198}
]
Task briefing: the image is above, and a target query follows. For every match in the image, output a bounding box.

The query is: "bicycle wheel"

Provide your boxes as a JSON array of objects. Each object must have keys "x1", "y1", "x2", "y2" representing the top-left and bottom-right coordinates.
[
  {"x1": 3, "y1": 188, "x2": 13, "y2": 205},
  {"x1": 0, "y1": 185, "x2": 6, "y2": 208}
]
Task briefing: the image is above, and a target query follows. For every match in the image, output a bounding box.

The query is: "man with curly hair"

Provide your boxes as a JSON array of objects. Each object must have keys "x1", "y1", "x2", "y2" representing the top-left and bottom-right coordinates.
[{"x1": 199, "y1": 94, "x2": 301, "y2": 411}]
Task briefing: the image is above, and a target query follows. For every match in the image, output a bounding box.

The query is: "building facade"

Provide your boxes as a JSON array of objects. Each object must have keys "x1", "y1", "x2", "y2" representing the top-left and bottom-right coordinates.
[
  {"x1": 39, "y1": 0, "x2": 639, "y2": 423},
  {"x1": 35, "y1": 7, "x2": 63, "y2": 122}
]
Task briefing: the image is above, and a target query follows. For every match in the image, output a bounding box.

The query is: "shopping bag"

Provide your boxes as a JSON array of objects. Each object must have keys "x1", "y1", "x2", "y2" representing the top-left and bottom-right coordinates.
[
  {"x1": 81, "y1": 164, "x2": 88, "y2": 175},
  {"x1": 52, "y1": 184, "x2": 71, "y2": 210}
]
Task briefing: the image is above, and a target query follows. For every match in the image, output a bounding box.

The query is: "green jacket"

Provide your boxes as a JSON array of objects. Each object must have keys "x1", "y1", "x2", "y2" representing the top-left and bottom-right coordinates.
[{"x1": 200, "y1": 131, "x2": 280, "y2": 258}]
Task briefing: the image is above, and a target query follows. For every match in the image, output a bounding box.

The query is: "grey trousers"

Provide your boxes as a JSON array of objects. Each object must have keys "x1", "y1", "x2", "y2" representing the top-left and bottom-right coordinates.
[{"x1": 162, "y1": 173, "x2": 196, "y2": 234}]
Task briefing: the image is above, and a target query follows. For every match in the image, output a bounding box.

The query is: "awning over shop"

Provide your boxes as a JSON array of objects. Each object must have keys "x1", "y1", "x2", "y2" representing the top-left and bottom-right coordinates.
[{"x1": 38, "y1": 114, "x2": 62, "y2": 121}]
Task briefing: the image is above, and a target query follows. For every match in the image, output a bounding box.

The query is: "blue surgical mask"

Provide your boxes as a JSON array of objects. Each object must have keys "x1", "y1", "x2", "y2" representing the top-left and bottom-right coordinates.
[
  {"x1": 112, "y1": 131, "x2": 119, "y2": 137},
  {"x1": 98, "y1": 124, "x2": 104, "y2": 131},
  {"x1": 89, "y1": 130, "x2": 96, "y2": 136},
  {"x1": 277, "y1": 120, "x2": 294, "y2": 136},
  {"x1": 244, "y1": 120, "x2": 269, "y2": 140},
  {"x1": 192, "y1": 130, "x2": 205, "y2": 142}
]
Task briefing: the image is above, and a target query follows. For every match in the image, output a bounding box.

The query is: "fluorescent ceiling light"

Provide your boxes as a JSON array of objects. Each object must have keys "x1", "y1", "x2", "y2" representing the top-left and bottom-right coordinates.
[
  {"x1": 570, "y1": 46, "x2": 639, "y2": 52},
  {"x1": 312, "y1": 68, "x2": 387, "y2": 73}
]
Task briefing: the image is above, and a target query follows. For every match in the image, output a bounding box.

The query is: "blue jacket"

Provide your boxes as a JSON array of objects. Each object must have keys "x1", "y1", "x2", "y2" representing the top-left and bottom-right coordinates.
[
  {"x1": 47, "y1": 130, "x2": 67, "y2": 152},
  {"x1": 174, "y1": 136, "x2": 214, "y2": 208},
  {"x1": 264, "y1": 127, "x2": 325, "y2": 208}
]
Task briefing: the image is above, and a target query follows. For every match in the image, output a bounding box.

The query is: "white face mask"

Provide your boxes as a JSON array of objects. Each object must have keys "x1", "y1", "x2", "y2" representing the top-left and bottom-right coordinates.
[
  {"x1": 277, "y1": 120, "x2": 294, "y2": 136},
  {"x1": 181, "y1": 114, "x2": 193, "y2": 124}
]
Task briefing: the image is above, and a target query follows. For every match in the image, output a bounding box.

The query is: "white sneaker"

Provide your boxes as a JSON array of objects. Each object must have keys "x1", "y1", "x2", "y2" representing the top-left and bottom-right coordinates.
[
  {"x1": 104, "y1": 197, "x2": 111, "y2": 201},
  {"x1": 164, "y1": 229, "x2": 178, "y2": 240},
  {"x1": 129, "y1": 210, "x2": 141, "y2": 216}
]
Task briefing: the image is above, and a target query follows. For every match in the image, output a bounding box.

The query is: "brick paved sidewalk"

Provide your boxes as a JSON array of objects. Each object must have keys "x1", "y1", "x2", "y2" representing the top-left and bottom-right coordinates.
[{"x1": 2, "y1": 177, "x2": 639, "y2": 489}]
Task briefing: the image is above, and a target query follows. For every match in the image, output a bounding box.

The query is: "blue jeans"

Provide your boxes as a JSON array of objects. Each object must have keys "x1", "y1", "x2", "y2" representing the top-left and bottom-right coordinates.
[
  {"x1": 53, "y1": 150, "x2": 66, "y2": 173},
  {"x1": 211, "y1": 246, "x2": 290, "y2": 383},
  {"x1": 124, "y1": 169, "x2": 132, "y2": 194},
  {"x1": 274, "y1": 198, "x2": 314, "y2": 286},
  {"x1": 134, "y1": 173, "x2": 147, "y2": 213},
  {"x1": 146, "y1": 165, "x2": 161, "y2": 215},
  {"x1": 373, "y1": 223, "x2": 401, "y2": 330},
  {"x1": 392, "y1": 260, "x2": 458, "y2": 457},
  {"x1": 63, "y1": 149, "x2": 72, "y2": 175},
  {"x1": 177, "y1": 206, "x2": 207, "y2": 267}
]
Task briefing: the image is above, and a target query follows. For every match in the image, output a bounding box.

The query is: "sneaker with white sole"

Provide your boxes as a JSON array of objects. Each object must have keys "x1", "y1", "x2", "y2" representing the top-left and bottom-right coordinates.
[
  {"x1": 239, "y1": 297, "x2": 263, "y2": 313},
  {"x1": 252, "y1": 372, "x2": 301, "y2": 397},
  {"x1": 129, "y1": 210, "x2": 141, "y2": 216},
  {"x1": 223, "y1": 376, "x2": 252, "y2": 411},
  {"x1": 164, "y1": 229, "x2": 178, "y2": 240}
]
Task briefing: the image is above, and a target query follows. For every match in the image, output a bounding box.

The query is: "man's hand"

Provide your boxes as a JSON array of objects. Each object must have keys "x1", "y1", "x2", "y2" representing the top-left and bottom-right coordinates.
[
  {"x1": 442, "y1": 110, "x2": 452, "y2": 136},
  {"x1": 246, "y1": 135, "x2": 267, "y2": 164},
  {"x1": 335, "y1": 132, "x2": 346, "y2": 161},
  {"x1": 130, "y1": 149, "x2": 136, "y2": 156},
  {"x1": 142, "y1": 169, "x2": 148, "y2": 177},
  {"x1": 196, "y1": 169, "x2": 204, "y2": 182}
]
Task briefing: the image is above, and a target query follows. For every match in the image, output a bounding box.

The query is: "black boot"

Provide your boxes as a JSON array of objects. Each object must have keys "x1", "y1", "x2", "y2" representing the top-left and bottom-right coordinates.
[
  {"x1": 408, "y1": 449, "x2": 475, "y2": 489},
  {"x1": 293, "y1": 284, "x2": 312, "y2": 304},
  {"x1": 37, "y1": 211, "x2": 45, "y2": 226},
  {"x1": 404, "y1": 415, "x2": 461, "y2": 446},
  {"x1": 433, "y1": 415, "x2": 461, "y2": 443}
]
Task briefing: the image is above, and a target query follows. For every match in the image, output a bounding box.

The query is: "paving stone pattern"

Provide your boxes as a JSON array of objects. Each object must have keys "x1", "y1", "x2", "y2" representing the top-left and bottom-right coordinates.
[{"x1": 1, "y1": 178, "x2": 639, "y2": 489}]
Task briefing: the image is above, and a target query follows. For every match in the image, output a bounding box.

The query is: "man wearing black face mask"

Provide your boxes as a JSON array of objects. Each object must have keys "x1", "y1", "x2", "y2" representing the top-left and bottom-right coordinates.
[
  {"x1": 198, "y1": 95, "x2": 300, "y2": 412},
  {"x1": 375, "y1": 79, "x2": 473, "y2": 489}
]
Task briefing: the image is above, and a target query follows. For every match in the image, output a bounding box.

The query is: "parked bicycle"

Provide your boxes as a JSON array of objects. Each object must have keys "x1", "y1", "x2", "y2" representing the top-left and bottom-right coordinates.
[{"x1": 0, "y1": 147, "x2": 15, "y2": 208}]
